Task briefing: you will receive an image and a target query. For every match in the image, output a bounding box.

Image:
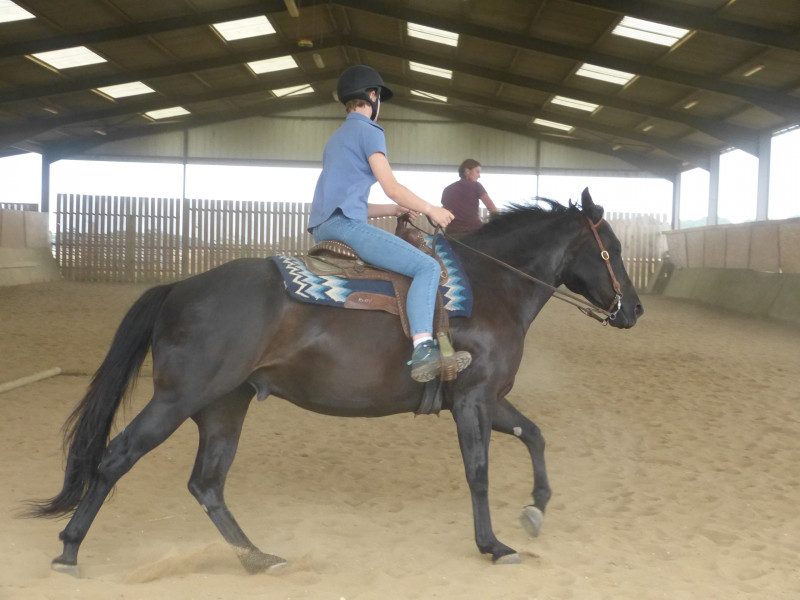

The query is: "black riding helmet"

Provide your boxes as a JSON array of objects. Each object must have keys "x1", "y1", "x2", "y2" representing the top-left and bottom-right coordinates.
[{"x1": 336, "y1": 64, "x2": 393, "y2": 121}]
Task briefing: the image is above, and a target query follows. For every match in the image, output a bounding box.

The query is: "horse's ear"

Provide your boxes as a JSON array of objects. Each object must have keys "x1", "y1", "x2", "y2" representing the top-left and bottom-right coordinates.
[
  {"x1": 581, "y1": 188, "x2": 593, "y2": 207},
  {"x1": 581, "y1": 187, "x2": 604, "y2": 221}
]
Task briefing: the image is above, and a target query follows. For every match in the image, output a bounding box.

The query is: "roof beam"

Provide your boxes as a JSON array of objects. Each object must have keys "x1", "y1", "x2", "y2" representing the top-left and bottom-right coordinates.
[
  {"x1": 43, "y1": 94, "x2": 332, "y2": 162},
  {"x1": 335, "y1": 0, "x2": 800, "y2": 120},
  {"x1": 392, "y1": 97, "x2": 681, "y2": 176},
  {"x1": 0, "y1": 72, "x2": 337, "y2": 150},
  {"x1": 563, "y1": 0, "x2": 800, "y2": 52},
  {"x1": 0, "y1": 0, "x2": 288, "y2": 58},
  {"x1": 0, "y1": 39, "x2": 341, "y2": 104},
  {"x1": 391, "y1": 74, "x2": 710, "y2": 168},
  {"x1": 347, "y1": 36, "x2": 761, "y2": 153}
]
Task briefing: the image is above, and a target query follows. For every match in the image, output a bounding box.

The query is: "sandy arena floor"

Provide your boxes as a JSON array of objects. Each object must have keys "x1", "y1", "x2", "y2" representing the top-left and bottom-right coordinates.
[{"x1": 1, "y1": 281, "x2": 798, "y2": 599}]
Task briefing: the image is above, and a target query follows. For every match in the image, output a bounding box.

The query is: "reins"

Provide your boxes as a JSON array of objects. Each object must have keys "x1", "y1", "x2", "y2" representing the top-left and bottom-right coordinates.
[{"x1": 417, "y1": 213, "x2": 622, "y2": 325}]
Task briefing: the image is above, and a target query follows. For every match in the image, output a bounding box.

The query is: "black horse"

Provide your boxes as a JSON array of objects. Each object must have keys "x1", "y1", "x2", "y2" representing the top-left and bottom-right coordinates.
[{"x1": 29, "y1": 188, "x2": 642, "y2": 574}]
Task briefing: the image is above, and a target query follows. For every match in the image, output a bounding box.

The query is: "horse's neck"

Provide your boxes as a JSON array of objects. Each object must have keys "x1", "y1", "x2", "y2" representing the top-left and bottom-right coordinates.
[
  {"x1": 470, "y1": 217, "x2": 574, "y2": 283},
  {"x1": 462, "y1": 217, "x2": 575, "y2": 326}
]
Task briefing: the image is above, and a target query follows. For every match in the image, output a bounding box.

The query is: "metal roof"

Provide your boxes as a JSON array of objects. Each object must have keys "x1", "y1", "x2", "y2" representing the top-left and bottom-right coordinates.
[{"x1": 2, "y1": 0, "x2": 799, "y2": 176}]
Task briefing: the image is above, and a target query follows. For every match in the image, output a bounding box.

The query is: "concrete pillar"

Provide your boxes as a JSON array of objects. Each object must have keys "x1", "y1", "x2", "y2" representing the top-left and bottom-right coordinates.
[
  {"x1": 672, "y1": 172, "x2": 681, "y2": 230},
  {"x1": 707, "y1": 153, "x2": 720, "y2": 226},
  {"x1": 756, "y1": 131, "x2": 771, "y2": 221},
  {"x1": 40, "y1": 153, "x2": 51, "y2": 213}
]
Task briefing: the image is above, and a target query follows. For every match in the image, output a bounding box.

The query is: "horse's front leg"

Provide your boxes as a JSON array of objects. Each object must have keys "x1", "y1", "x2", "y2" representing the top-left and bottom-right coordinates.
[
  {"x1": 452, "y1": 394, "x2": 519, "y2": 564},
  {"x1": 491, "y1": 397, "x2": 551, "y2": 538}
]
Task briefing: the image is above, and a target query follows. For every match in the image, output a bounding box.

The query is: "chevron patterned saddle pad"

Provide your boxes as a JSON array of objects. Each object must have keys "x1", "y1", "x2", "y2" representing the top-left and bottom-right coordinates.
[{"x1": 270, "y1": 234, "x2": 472, "y2": 318}]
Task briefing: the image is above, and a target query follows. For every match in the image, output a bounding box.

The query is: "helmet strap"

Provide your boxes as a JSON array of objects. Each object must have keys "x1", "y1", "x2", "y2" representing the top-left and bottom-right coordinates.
[{"x1": 369, "y1": 97, "x2": 380, "y2": 121}]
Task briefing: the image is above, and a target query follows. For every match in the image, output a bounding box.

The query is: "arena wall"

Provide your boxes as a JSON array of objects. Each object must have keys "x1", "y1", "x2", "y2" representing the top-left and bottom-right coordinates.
[
  {"x1": 660, "y1": 219, "x2": 800, "y2": 325},
  {"x1": 0, "y1": 210, "x2": 61, "y2": 286}
]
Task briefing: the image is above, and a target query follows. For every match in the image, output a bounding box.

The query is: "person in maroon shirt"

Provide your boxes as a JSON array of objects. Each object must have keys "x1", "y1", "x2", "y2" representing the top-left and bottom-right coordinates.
[{"x1": 441, "y1": 159, "x2": 498, "y2": 237}]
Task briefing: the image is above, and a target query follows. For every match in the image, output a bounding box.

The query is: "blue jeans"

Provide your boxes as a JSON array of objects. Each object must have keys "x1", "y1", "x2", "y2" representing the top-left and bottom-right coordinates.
[{"x1": 313, "y1": 212, "x2": 440, "y2": 336}]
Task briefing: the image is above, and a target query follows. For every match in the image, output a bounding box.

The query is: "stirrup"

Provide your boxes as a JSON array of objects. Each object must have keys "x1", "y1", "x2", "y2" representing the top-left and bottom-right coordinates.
[
  {"x1": 440, "y1": 350, "x2": 472, "y2": 381},
  {"x1": 437, "y1": 332, "x2": 471, "y2": 381}
]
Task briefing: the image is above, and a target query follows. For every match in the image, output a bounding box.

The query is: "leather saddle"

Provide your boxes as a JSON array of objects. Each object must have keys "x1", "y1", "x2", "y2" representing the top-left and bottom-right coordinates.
[{"x1": 301, "y1": 217, "x2": 461, "y2": 393}]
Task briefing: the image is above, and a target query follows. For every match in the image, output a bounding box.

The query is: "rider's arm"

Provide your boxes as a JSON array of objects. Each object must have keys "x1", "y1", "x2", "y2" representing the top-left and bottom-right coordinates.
[
  {"x1": 367, "y1": 203, "x2": 413, "y2": 218},
  {"x1": 368, "y1": 152, "x2": 453, "y2": 227},
  {"x1": 480, "y1": 193, "x2": 498, "y2": 213}
]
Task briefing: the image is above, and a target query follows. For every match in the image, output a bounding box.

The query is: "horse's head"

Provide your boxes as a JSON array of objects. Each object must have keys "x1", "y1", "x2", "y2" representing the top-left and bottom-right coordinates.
[{"x1": 560, "y1": 188, "x2": 643, "y2": 329}]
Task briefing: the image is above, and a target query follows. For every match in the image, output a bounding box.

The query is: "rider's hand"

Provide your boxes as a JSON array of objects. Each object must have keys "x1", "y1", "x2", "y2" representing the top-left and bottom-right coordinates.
[
  {"x1": 427, "y1": 206, "x2": 454, "y2": 228},
  {"x1": 395, "y1": 206, "x2": 421, "y2": 220}
]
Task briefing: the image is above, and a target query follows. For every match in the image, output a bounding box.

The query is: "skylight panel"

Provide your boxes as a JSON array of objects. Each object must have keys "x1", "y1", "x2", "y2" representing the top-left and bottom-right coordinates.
[
  {"x1": 550, "y1": 96, "x2": 598, "y2": 112},
  {"x1": 409, "y1": 61, "x2": 452, "y2": 79},
  {"x1": 575, "y1": 63, "x2": 634, "y2": 86},
  {"x1": 247, "y1": 55, "x2": 298, "y2": 74},
  {"x1": 212, "y1": 15, "x2": 275, "y2": 41},
  {"x1": 411, "y1": 89, "x2": 448, "y2": 102},
  {"x1": 96, "y1": 81, "x2": 155, "y2": 99},
  {"x1": 145, "y1": 106, "x2": 190, "y2": 120},
  {"x1": 271, "y1": 84, "x2": 314, "y2": 97},
  {"x1": 0, "y1": 0, "x2": 34, "y2": 23},
  {"x1": 30, "y1": 46, "x2": 106, "y2": 70},
  {"x1": 532, "y1": 118, "x2": 573, "y2": 133},
  {"x1": 612, "y1": 16, "x2": 689, "y2": 47},
  {"x1": 407, "y1": 22, "x2": 459, "y2": 47}
]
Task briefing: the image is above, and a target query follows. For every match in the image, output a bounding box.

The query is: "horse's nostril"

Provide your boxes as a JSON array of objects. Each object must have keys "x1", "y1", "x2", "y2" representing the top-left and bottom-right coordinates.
[{"x1": 635, "y1": 303, "x2": 644, "y2": 317}]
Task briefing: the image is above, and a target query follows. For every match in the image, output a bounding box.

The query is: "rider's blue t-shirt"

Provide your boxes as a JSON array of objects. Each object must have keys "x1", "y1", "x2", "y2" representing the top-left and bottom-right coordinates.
[{"x1": 308, "y1": 112, "x2": 387, "y2": 231}]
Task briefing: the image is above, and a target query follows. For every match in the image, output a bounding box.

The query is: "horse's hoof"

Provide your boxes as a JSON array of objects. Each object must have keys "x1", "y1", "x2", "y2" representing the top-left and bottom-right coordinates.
[
  {"x1": 520, "y1": 505, "x2": 544, "y2": 538},
  {"x1": 51, "y1": 559, "x2": 81, "y2": 578},
  {"x1": 237, "y1": 548, "x2": 287, "y2": 574},
  {"x1": 494, "y1": 552, "x2": 521, "y2": 565}
]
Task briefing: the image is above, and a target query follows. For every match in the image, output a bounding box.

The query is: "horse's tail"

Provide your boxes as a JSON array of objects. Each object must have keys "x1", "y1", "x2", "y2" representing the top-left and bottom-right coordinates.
[{"x1": 26, "y1": 284, "x2": 174, "y2": 518}]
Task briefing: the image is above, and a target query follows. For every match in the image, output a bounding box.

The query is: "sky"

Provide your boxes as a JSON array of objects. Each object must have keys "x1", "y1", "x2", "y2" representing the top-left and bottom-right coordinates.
[{"x1": 2, "y1": 126, "x2": 799, "y2": 227}]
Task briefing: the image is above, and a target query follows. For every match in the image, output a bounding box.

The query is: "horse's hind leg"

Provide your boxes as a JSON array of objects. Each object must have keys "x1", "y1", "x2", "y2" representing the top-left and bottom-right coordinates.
[
  {"x1": 491, "y1": 397, "x2": 551, "y2": 538},
  {"x1": 188, "y1": 384, "x2": 286, "y2": 573},
  {"x1": 53, "y1": 394, "x2": 190, "y2": 574}
]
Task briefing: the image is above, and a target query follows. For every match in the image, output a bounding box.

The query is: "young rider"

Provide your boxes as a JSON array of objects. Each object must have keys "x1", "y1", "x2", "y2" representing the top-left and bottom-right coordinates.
[{"x1": 308, "y1": 65, "x2": 471, "y2": 382}]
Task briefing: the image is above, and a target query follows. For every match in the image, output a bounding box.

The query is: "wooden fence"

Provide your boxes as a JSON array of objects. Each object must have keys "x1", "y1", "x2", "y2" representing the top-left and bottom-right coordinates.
[
  {"x1": 605, "y1": 210, "x2": 670, "y2": 291},
  {"x1": 54, "y1": 194, "x2": 668, "y2": 289},
  {"x1": 0, "y1": 202, "x2": 38, "y2": 211}
]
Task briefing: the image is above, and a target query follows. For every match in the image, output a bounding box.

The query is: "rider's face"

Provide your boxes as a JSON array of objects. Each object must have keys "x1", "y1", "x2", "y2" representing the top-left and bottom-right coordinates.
[{"x1": 465, "y1": 166, "x2": 481, "y2": 182}]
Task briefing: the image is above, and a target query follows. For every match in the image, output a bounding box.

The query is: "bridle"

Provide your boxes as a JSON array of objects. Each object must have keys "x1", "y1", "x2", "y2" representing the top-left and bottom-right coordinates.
[
  {"x1": 584, "y1": 215, "x2": 623, "y2": 322},
  {"x1": 420, "y1": 212, "x2": 624, "y2": 325}
]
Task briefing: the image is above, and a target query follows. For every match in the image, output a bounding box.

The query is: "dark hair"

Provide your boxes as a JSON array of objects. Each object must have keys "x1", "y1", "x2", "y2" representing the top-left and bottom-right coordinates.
[
  {"x1": 458, "y1": 159, "x2": 481, "y2": 178},
  {"x1": 344, "y1": 97, "x2": 371, "y2": 113}
]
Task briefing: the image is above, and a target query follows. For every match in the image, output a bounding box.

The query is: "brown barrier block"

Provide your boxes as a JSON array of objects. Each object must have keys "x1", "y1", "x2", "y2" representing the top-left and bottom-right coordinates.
[
  {"x1": 769, "y1": 274, "x2": 800, "y2": 325},
  {"x1": 685, "y1": 230, "x2": 705, "y2": 268},
  {"x1": 0, "y1": 247, "x2": 61, "y2": 286},
  {"x1": 664, "y1": 231, "x2": 688, "y2": 268},
  {"x1": 750, "y1": 223, "x2": 780, "y2": 272},
  {"x1": 725, "y1": 226, "x2": 751, "y2": 268},
  {"x1": 662, "y1": 268, "x2": 700, "y2": 299},
  {"x1": 779, "y1": 221, "x2": 800, "y2": 274},
  {"x1": 0, "y1": 210, "x2": 25, "y2": 248},
  {"x1": 23, "y1": 211, "x2": 50, "y2": 248},
  {"x1": 703, "y1": 228, "x2": 726, "y2": 268}
]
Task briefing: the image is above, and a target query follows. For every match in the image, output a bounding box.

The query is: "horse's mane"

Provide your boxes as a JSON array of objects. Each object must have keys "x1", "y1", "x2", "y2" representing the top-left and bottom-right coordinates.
[{"x1": 478, "y1": 197, "x2": 576, "y2": 237}]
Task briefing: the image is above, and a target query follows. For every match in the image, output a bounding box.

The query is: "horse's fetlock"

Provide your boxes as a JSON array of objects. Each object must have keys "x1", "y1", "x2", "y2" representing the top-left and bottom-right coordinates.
[{"x1": 59, "y1": 527, "x2": 83, "y2": 545}]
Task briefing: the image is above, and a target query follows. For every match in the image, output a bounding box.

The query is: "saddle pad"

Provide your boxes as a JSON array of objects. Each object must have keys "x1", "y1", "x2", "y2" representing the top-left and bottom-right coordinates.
[{"x1": 270, "y1": 234, "x2": 472, "y2": 317}]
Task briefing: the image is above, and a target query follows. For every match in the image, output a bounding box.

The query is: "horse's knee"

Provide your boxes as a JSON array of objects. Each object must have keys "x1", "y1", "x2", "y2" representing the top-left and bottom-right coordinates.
[{"x1": 516, "y1": 423, "x2": 545, "y2": 449}]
